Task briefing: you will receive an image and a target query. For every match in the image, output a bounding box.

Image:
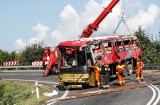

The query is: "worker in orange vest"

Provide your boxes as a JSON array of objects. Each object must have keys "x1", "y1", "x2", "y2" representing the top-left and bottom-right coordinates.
[
  {"x1": 91, "y1": 56, "x2": 102, "y2": 89},
  {"x1": 136, "y1": 58, "x2": 144, "y2": 81},
  {"x1": 116, "y1": 62, "x2": 126, "y2": 86}
]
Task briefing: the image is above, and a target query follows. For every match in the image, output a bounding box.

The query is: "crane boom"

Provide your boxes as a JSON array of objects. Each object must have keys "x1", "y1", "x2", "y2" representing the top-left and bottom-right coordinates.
[{"x1": 80, "y1": 0, "x2": 120, "y2": 38}]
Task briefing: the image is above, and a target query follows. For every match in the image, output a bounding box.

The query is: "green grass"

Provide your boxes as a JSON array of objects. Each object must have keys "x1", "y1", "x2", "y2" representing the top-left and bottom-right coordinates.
[{"x1": 0, "y1": 80, "x2": 55, "y2": 105}]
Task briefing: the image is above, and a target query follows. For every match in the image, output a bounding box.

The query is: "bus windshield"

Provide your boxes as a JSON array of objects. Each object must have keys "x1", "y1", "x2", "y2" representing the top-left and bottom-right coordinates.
[{"x1": 59, "y1": 47, "x2": 87, "y2": 68}]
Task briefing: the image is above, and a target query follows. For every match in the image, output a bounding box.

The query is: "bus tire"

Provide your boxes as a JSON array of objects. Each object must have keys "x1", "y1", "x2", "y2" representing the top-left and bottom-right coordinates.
[{"x1": 127, "y1": 64, "x2": 133, "y2": 75}]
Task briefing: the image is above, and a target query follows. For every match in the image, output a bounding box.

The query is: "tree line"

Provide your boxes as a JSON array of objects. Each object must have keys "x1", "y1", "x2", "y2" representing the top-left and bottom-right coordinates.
[
  {"x1": 135, "y1": 26, "x2": 160, "y2": 64},
  {"x1": 0, "y1": 27, "x2": 160, "y2": 66},
  {"x1": 0, "y1": 43, "x2": 43, "y2": 66}
]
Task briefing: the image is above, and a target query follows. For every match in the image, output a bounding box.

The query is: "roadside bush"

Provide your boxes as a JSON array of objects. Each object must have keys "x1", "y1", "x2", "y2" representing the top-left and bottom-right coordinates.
[
  {"x1": 0, "y1": 84, "x2": 5, "y2": 104},
  {"x1": 0, "y1": 81, "x2": 33, "y2": 105},
  {"x1": 0, "y1": 80, "x2": 55, "y2": 105}
]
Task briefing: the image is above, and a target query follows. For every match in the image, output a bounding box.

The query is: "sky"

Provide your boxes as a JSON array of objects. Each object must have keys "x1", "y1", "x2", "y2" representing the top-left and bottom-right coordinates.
[{"x1": 0, "y1": 0, "x2": 160, "y2": 52}]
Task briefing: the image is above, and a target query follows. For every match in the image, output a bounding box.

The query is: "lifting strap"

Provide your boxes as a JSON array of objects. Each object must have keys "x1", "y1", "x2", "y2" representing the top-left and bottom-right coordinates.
[
  {"x1": 114, "y1": 17, "x2": 131, "y2": 35},
  {"x1": 113, "y1": 0, "x2": 131, "y2": 36}
]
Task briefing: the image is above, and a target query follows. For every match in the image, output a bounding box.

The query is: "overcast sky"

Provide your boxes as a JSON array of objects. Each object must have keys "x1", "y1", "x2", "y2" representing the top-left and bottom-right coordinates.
[{"x1": 0, "y1": 0, "x2": 160, "y2": 52}]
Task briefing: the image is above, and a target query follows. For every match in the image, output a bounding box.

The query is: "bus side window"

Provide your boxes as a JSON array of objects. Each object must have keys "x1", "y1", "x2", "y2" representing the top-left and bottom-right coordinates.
[
  {"x1": 92, "y1": 44, "x2": 103, "y2": 58},
  {"x1": 104, "y1": 43, "x2": 112, "y2": 54},
  {"x1": 98, "y1": 44, "x2": 104, "y2": 53},
  {"x1": 132, "y1": 40, "x2": 138, "y2": 49},
  {"x1": 117, "y1": 41, "x2": 124, "y2": 52},
  {"x1": 124, "y1": 40, "x2": 130, "y2": 50}
]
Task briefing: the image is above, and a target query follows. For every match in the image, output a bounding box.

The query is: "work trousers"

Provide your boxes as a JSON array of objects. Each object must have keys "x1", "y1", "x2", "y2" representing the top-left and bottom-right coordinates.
[
  {"x1": 117, "y1": 71, "x2": 125, "y2": 85},
  {"x1": 136, "y1": 68, "x2": 143, "y2": 81},
  {"x1": 101, "y1": 72, "x2": 110, "y2": 86}
]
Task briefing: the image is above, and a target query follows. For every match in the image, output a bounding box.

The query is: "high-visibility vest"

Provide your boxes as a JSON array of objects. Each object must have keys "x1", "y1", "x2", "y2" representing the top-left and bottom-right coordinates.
[
  {"x1": 97, "y1": 66, "x2": 110, "y2": 71},
  {"x1": 116, "y1": 65, "x2": 125, "y2": 71},
  {"x1": 105, "y1": 67, "x2": 110, "y2": 71},
  {"x1": 92, "y1": 66, "x2": 100, "y2": 82},
  {"x1": 137, "y1": 61, "x2": 143, "y2": 69},
  {"x1": 97, "y1": 67, "x2": 101, "y2": 71}
]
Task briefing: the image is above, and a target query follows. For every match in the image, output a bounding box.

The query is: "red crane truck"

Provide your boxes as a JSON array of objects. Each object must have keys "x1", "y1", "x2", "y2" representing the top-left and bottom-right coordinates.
[
  {"x1": 42, "y1": 47, "x2": 50, "y2": 69},
  {"x1": 42, "y1": 47, "x2": 58, "y2": 74}
]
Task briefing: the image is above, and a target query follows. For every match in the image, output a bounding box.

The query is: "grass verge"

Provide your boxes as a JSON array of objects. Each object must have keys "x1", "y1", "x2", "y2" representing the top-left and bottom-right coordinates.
[{"x1": 0, "y1": 80, "x2": 55, "y2": 105}]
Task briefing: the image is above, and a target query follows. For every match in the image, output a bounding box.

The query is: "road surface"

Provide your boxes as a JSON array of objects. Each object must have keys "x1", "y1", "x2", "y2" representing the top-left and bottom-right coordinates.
[{"x1": 0, "y1": 70, "x2": 160, "y2": 105}]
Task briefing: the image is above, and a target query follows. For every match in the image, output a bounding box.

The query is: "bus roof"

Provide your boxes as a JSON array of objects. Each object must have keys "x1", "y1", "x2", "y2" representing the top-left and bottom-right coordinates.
[{"x1": 58, "y1": 35, "x2": 135, "y2": 47}]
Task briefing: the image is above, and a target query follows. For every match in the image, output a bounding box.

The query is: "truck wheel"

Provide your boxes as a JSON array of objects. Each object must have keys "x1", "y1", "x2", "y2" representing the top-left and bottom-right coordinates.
[{"x1": 127, "y1": 64, "x2": 133, "y2": 75}]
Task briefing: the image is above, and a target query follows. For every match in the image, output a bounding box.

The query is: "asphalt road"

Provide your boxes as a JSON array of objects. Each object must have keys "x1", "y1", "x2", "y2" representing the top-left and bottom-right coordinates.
[
  {"x1": 0, "y1": 70, "x2": 160, "y2": 105},
  {"x1": 0, "y1": 71, "x2": 59, "y2": 82}
]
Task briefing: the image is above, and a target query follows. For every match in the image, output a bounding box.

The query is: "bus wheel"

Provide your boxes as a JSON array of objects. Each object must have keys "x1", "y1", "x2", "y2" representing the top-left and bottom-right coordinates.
[{"x1": 127, "y1": 64, "x2": 133, "y2": 75}]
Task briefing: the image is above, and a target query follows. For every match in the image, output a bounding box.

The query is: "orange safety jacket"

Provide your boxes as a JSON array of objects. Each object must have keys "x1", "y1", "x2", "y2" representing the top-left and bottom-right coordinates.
[
  {"x1": 137, "y1": 61, "x2": 143, "y2": 70},
  {"x1": 92, "y1": 66, "x2": 101, "y2": 83},
  {"x1": 116, "y1": 65, "x2": 126, "y2": 71}
]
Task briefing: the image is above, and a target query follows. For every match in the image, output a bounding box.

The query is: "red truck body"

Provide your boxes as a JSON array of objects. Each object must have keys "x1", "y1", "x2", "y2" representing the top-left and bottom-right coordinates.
[{"x1": 42, "y1": 47, "x2": 50, "y2": 69}]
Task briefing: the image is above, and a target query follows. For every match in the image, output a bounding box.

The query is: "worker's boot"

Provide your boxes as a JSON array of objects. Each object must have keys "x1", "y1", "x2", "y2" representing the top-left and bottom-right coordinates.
[
  {"x1": 102, "y1": 85, "x2": 110, "y2": 89},
  {"x1": 106, "y1": 85, "x2": 110, "y2": 89},
  {"x1": 140, "y1": 76, "x2": 144, "y2": 81},
  {"x1": 119, "y1": 81, "x2": 123, "y2": 86},
  {"x1": 122, "y1": 81, "x2": 125, "y2": 85},
  {"x1": 97, "y1": 82, "x2": 101, "y2": 89},
  {"x1": 136, "y1": 77, "x2": 140, "y2": 82}
]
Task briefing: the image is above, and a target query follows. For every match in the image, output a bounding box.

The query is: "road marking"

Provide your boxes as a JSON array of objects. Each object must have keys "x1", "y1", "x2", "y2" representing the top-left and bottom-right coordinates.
[
  {"x1": 147, "y1": 84, "x2": 160, "y2": 105},
  {"x1": 47, "y1": 90, "x2": 69, "y2": 105},
  {"x1": 150, "y1": 84, "x2": 160, "y2": 105},
  {"x1": 0, "y1": 74, "x2": 41, "y2": 76},
  {"x1": 147, "y1": 84, "x2": 156, "y2": 105},
  {"x1": 2, "y1": 78, "x2": 58, "y2": 85},
  {"x1": 59, "y1": 90, "x2": 69, "y2": 99}
]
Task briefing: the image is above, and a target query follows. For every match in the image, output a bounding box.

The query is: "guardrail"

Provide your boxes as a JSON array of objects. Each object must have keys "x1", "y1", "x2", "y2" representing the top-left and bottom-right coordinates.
[
  {"x1": 144, "y1": 64, "x2": 160, "y2": 70},
  {"x1": 0, "y1": 65, "x2": 43, "y2": 70},
  {"x1": 0, "y1": 64, "x2": 160, "y2": 70},
  {"x1": 144, "y1": 64, "x2": 160, "y2": 67}
]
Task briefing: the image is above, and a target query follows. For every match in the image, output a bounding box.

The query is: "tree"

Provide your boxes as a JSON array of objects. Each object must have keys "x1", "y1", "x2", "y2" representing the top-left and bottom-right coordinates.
[
  {"x1": 135, "y1": 26, "x2": 160, "y2": 64},
  {"x1": 0, "y1": 50, "x2": 9, "y2": 65},
  {"x1": 0, "y1": 50, "x2": 20, "y2": 66},
  {"x1": 19, "y1": 43, "x2": 43, "y2": 65}
]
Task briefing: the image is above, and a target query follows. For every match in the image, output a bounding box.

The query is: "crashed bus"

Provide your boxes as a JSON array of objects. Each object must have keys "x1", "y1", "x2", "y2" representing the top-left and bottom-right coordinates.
[{"x1": 57, "y1": 35, "x2": 142, "y2": 89}]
